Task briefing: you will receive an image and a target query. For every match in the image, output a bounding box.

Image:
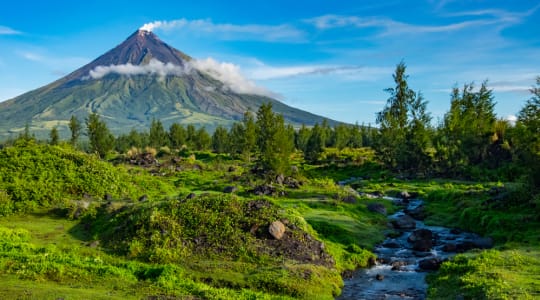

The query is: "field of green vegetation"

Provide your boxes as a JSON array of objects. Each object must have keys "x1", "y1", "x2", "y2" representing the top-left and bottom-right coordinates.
[{"x1": 1, "y1": 68, "x2": 538, "y2": 299}]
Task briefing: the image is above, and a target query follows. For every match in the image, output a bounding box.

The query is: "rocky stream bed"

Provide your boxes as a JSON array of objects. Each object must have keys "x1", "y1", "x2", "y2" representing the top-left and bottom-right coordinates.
[{"x1": 338, "y1": 194, "x2": 493, "y2": 300}]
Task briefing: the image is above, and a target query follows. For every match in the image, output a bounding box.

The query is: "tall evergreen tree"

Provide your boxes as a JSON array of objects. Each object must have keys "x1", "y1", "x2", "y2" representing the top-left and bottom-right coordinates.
[
  {"x1": 86, "y1": 113, "x2": 114, "y2": 158},
  {"x1": 149, "y1": 118, "x2": 169, "y2": 148},
  {"x1": 194, "y1": 127, "x2": 211, "y2": 151},
  {"x1": 295, "y1": 124, "x2": 311, "y2": 153},
  {"x1": 514, "y1": 76, "x2": 540, "y2": 186},
  {"x1": 211, "y1": 125, "x2": 229, "y2": 153},
  {"x1": 304, "y1": 123, "x2": 325, "y2": 163},
  {"x1": 256, "y1": 103, "x2": 293, "y2": 174},
  {"x1": 49, "y1": 127, "x2": 59, "y2": 145},
  {"x1": 169, "y1": 123, "x2": 187, "y2": 149},
  {"x1": 69, "y1": 115, "x2": 81, "y2": 146},
  {"x1": 375, "y1": 62, "x2": 430, "y2": 172}
]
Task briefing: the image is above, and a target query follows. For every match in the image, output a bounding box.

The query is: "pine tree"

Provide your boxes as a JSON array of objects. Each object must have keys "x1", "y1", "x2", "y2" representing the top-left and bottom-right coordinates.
[
  {"x1": 211, "y1": 125, "x2": 229, "y2": 153},
  {"x1": 149, "y1": 118, "x2": 169, "y2": 148},
  {"x1": 304, "y1": 123, "x2": 325, "y2": 163},
  {"x1": 169, "y1": 123, "x2": 187, "y2": 149},
  {"x1": 49, "y1": 127, "x2": 59, "y2": 145},
  {"x1": 69, "y1": 115, "x2": 82, "y2": 146},
  {"x1": 86, "y1": 113, "x2": 114, "y2": 158},
  {"x1": 256, "y1": 103, "x2": 293, "y2": 174},
  {"x1": 374, "y1": 62, "x2": 433, "y2": 174}
]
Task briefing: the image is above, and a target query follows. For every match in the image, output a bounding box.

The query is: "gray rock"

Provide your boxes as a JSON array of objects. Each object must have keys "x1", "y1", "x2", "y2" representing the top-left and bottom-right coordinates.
[
  {"x1": 269, "y1": 221, "x2": 286, "y2": 240},
  {"x1": 223, "y1": 186, "x2": 238, "y2": 193},
  {"x1": 418, "y1": 257, "x2": 443, "y2": 271},
  {"x1": 367, "y1": 203, "x2": 387, "y2": 215},
  {"x1": 391, "y1": 214, "x2": 416, "y2": 230}
]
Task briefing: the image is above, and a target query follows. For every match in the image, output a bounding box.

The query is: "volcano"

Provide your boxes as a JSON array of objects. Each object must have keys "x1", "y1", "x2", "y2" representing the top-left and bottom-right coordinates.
[{"x1": 0, "y1": 29, "x2": 335, "y2": 138}]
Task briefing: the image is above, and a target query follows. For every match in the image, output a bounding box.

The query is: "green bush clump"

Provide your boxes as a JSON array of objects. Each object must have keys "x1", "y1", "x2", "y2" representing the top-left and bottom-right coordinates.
[
  {"x1": 0, "y1": 142, "x2": 172, "y2": 215},
  {"x1": 90, "y1": 194, "x2": 281, "y2": 262},
  {"x1": 427, "y1": 249, "x2": 540, "y2": 299}
]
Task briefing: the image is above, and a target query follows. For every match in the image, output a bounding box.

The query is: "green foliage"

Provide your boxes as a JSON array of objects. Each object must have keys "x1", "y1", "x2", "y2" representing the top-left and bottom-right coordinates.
[
  {"x1": 374, "y1": 61, "x2": 432, "y2": 173},
  {"x1": 86, "y1": 113, "x2": 114, "y2": 157},
  {"x1": 49, "y1": 126, "x2": 59, "y2": 145},
  {"x1": 212, "y1": 125, "x2": 229, "y2": 153},
  {"x1": 169, "y1": 122, "x2": 187, "y2": 148},
  {"x1": 0, "y1": 142, "x2": 169, "y2": 215},
  {"x1": 427, "y1": 249, "x2": 540, "y2": 299},
  {"x1": 89, "y1": 194, "x2": 281, "y2": 262},
  {"x1": 149, "y1": 118, "x2": 169, "y2": 148},
  {"x1": 256, "y1": 103, "x2": 294, "y2": 174},
  {"x1": 69, "y1": 115, "x2": 82, "y2": 146}
]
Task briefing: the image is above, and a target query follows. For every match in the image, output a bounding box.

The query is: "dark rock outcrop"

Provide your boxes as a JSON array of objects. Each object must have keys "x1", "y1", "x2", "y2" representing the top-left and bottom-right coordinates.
[{"x1": 367, "y1": 203, "x2": 387, "y2": 215}]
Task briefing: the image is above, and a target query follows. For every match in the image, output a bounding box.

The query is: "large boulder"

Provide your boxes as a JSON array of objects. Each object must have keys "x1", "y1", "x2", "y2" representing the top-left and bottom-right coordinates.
[
  {"x1": 367, "y1": 203, "x2": 387, "y2": 215},
  {"x1": 269, "y1": 221, "x2": 286, "y2": 240},
  {"x1": 391, "y1": 214, "x2": 416, "y2": 230}
]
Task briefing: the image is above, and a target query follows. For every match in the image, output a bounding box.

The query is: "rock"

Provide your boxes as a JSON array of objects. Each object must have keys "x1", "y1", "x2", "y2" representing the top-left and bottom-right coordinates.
[
  {"x1": 472, "y1": 237, "x2": 494, "y2": 249},
  {"x1": 269, "y1": 221, "x2": 286, "y2": 240},
  {"x1": 367, "y1": 203, "x2": 387, "y2": 215},
  {"x1": 418, "y1": 257, "x2": 443, "y2": 271},
  {"x1": 223, "y1": 186, "x2": 238, "y2": 193},
  {"x1": 405, "y1": 204, "x2": 426, "y2": 220},
  {"x1": 138, "y1": 194, "x2": 148, "y2": 202},
  {"x1": 413, "y1": 239, "x2": 434, "y2": 252},
  {"x1": 391, "y1": 261, "x2": 408, "y2": 271},
  {"x1": 342, "y1": 195, "x2": 357, "y2": 204},
  {"x1": 252, "y1": 184, "x2": 276, "y2": 196},
  {"x1": 376, "y1": 274, "x2": 384, "y2": 281},
  {"x1": 291, "y1": 165, "x2": 299, "y2": 173},
  {"x1": 284, "y1": 177, "x2": 301, "y2": 189},
  {"x1": 185, "y1": 193, "x2": 196, "y2": 200},
  {"x1": 456, "y1": 237, "x2": 493, "y2": 252},
  {"x1": 382, "y1": 240, "x2": 401, "y2": 248},
  {"x1": 399, "y1": 191, "x2": 411, "y2": 200},
  {"x1": 450, "y1": 228, "x2": 462, "y2": 234},
  {"x1": 408, "y1": 228, "x2": 433, "y2": 243},
  {"x1": 275, "y1": 174, "x2": 285, "y2": 185},
  {"x1": 88, "y1": 240, "x2": 100, "y2": 248},
  {"x1": 104, "y1": 193, "x2": 113, "y2": 201},
  {"x1": 442, "y1": 243, "x2": 457, "y2": 252},
  {"x1": 228, "y1": 166, "x2": 236, "y2": 172},
  {"x1": 391, "y1": 214, "x2": 416, "y2": 230}
]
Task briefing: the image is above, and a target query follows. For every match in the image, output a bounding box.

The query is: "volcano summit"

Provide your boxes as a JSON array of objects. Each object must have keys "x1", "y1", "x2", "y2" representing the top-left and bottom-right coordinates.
[{"x1": 0, "y1": 29, "x2": 333, "y2": 138}]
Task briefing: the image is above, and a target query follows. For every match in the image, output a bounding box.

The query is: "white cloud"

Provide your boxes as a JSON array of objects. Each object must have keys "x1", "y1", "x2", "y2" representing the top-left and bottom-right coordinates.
[
  {"x1": 140, "y1": 18, "x2": 304, "y2": 42},
  {"x1": 88, "y1": 58, "x2": 190, "y2": 79},
  {"x1": 85, "y1": 57, "x2": 276, "y2": 98},
  {"x1": 506, "y1": 114, "x2": 517, "y2": 125},
  {"x1": 0, "y1": 25, "x2": 21, "y2": 35},
  {"x1": 191, "y1": 57, "x2": 276, "y2": 97}
]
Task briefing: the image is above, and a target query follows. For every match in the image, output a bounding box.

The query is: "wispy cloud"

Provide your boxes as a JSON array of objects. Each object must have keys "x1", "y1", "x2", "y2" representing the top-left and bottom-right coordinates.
[
  {"x1": 0, "y1": 25, "x2": 21, "y2": 35},
  {"x1": 306, "y1": 14, "x2": 495, "y2": 36},
  {"x1": 246, "y1": 61, "x2": 392, "y2": 81},
  {"x1": 140, "y1": 19, "x2": 305, "y2": 42}
]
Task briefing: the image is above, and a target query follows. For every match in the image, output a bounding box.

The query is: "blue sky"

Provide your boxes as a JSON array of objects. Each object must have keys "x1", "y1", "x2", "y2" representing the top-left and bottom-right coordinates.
[{"x1": 1, "y1": 0, "x2": 539, "y2": 125}]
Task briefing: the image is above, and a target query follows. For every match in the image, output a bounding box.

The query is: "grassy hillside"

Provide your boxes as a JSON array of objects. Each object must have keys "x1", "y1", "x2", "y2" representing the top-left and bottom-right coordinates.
[{"x1": 0, "y1": 143, "x2": 390, "y2": 299}]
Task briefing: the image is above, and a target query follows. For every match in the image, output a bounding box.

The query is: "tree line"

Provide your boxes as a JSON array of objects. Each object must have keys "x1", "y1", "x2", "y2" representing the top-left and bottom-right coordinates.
[{"x1": 13, "y1": 61, "x2": 539, "y2": 187}]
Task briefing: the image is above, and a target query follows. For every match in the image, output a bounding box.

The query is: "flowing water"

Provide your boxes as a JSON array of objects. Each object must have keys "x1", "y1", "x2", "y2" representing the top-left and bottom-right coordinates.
[{"x1": 338, "y1": 196, "x2": 489, "y2": 300}]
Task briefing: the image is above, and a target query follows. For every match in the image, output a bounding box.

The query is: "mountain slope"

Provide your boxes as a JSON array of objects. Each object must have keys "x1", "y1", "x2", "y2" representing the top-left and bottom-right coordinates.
[{"x1": 0, "y1": 30, "x2": 335, "y2": 139}]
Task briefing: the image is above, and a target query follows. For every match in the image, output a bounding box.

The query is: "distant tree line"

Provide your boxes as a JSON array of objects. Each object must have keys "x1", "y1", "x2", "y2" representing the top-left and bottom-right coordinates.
[{"x1": 9, "y1": 62, "x2": 539, "y2": 188}]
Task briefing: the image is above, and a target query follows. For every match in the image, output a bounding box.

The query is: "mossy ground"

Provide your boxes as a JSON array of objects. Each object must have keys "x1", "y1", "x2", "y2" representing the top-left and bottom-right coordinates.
[{"x1": 1, "y1": 143, "x2": 538, "y2": 299}]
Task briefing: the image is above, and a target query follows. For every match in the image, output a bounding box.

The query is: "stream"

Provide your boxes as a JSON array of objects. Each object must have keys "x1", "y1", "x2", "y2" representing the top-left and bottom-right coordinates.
[{"x1": 337, "y1": 195, "x2": 493, "y2": 300}]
